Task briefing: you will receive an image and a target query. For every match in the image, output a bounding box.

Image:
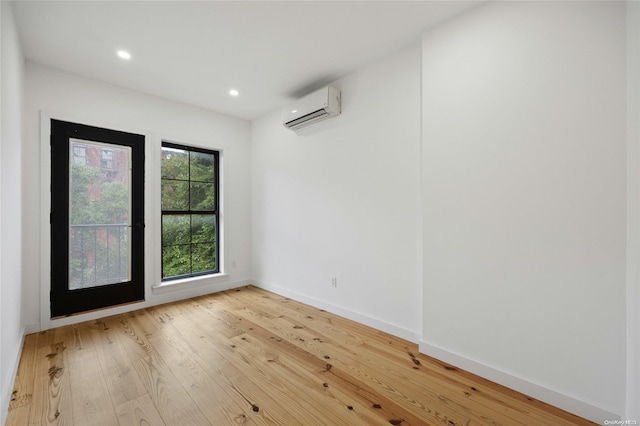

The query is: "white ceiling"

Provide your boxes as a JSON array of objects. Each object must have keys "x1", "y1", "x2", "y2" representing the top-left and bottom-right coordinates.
[{"x1": 12, "y1": 1, "x2": 480, "y2": 121}]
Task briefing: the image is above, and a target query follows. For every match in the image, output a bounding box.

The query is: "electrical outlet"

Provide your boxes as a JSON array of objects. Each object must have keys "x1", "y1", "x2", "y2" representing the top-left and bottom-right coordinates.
[
  {"x1": 331, "y1": 277, "x2": 337, "y2": 288},
  {"x1": 231, "y1": 260, "x2": 237, "y2": 268}
]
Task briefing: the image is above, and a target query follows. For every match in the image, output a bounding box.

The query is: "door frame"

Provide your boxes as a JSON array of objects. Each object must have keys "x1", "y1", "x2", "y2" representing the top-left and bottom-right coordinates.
[
  {"x1": 50, "y1": 119, "x2": 145, "y2": 317},
  {"x1": 39, "y1": 112, "x2": 154, "y2": 329}
]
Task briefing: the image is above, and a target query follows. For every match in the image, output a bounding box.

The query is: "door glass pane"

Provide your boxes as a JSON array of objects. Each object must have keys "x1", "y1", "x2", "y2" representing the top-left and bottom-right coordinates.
[{"x1": 69, "y1": 139, "x2": 132, "y2": 289}]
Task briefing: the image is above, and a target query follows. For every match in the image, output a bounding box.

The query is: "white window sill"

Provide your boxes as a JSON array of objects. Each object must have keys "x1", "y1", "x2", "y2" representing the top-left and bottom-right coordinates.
[{"x1": 152, "y1": 273, "x2": 230, "y2": 294}]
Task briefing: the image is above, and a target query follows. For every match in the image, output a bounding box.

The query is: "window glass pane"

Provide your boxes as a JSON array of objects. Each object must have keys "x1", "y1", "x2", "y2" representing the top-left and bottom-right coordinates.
[
  {"x1": 101, "y1": 149, "x2": 114, "y2": 170},
  {"x1": 161, "y1": 147, "x2": 189, "y2": 180},
  {"x1": 68, "y1": 139, "x2": 131, "y2": 289},
  {"x1": 191, "y1": 215, "x2": 216, "y2": 243},
  {"x1": 162, "y1": 180, "x2": 189, "y2": 210},
  {"x1": 73, "y1": 145, "x2": 87, "y2": 164},
  {"x1": 190, "y1": 182, "x2": 215, "y2": 211},
  {"x1": 190, "y1": 151, "x2": 215, "y2": 182},
  {"x1": 192, "y1": 243, "x2": 216, "y2": 272},
  {"x1": 161, "y1": 142, "x2": 218, "y2": 280},
  {"x1": 162, "y1": 245, "x2": 191, "y2": 277},
  {"x1": 162, "y1": 215, "x2": 190, "y2": 246}
]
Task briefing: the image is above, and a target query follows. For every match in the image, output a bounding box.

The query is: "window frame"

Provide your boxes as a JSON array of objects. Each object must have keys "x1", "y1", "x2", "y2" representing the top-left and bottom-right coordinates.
[{"x1": 160, "y1": 141, "x2": 220, "y2": 281}]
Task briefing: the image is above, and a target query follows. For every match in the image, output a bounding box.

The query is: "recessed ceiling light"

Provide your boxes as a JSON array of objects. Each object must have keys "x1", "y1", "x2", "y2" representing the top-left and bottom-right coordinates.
[
  {"x1": 117, "y1": 50, "x2": 131, "y2": 60},
  {"x1": 229, "y1": 89, "x2": 239, "y2": 97}
]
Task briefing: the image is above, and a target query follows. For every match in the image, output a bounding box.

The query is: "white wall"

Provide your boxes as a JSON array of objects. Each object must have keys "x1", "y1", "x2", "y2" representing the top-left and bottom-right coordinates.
[
  {"x1": 627, "y1": 0, "x2": 640, "y2": 421},
  {"x1": 0, "y1": 1, "x2": 24, "y2": 424},
  {"x1": 251, "y1": 44, "x2": 422, "y2": 341},
  {"x1": 24, "y1": 62, "x2": 252, "y2": 330},
  {"x1": 420, "y1": 1, "x2": 626, "y2": 422},
  {"x1": 6, "y1": 1, "x2": 637, "y2": 422}
]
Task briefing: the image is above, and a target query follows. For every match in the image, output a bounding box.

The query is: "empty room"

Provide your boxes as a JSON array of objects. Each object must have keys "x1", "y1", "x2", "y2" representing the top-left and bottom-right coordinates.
[{"x1": 1, "y1": 1, "x2": 639, "y2": 424}]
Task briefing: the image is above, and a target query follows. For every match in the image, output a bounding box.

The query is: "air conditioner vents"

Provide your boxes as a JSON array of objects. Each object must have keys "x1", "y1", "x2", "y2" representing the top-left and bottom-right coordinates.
[{"x1": 282, "y1": 86, "x2": 341, "y2": 130}]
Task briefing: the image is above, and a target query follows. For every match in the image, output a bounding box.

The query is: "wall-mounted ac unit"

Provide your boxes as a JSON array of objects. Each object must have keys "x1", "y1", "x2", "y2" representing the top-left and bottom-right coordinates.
[{"x1": 282, "y1": 86, "x2": 341, "y2": 130}]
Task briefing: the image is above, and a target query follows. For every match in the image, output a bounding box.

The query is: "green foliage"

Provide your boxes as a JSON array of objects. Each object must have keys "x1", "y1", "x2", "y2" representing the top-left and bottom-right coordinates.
[
  {"x1": 162, "y1": 241, "x2": 216, "y2": 279},
  {"x1": 162, "y1": 244, "x2": 191, "y2": 277},
  {"x1": 161, "y1": 180, "x2": 189, "y2": 210},
  {"x1": 161, "y1": 149, "x2": 188, "y2": 180},
  {"x1": 190, "y1": 151, "x2": 215, "y2": 181},
  {"x1": 161, "y1": 214, "x2": 216, "y2": 278},
  {"x1": 70, "y1": 163, "x2": 100, "y2": 224},
  {"x1": 161, "y1": 148, "x2": 216, "y2": 211},
  {"x1": 190, "y1": 182, "x2": 215, "y2": 210},
  {"x1": 99, "y1": 182, "x2": 129, "y2": 222},
  {"x1": 161, "y1": 147, "x2": 217, "y2": 279},
  {"x1": 69, "y1": 162, "x2": 130, "y2": 288},
  {"x1": 70, "y1": 163, "x2": 128, "y2": 224},
  {"x1": 70, "y1": 146, "x2": 218, "y2": 282}
]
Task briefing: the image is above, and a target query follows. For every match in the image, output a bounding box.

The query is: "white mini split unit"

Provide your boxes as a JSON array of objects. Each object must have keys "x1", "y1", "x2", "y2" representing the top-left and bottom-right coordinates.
[{"x1": 282, "y1": 86, "x2": 341, "y2": 130}]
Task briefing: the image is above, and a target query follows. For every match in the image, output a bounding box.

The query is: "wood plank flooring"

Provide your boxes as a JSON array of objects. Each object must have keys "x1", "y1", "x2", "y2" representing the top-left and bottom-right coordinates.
[{"x1": 6, "y1": 285, "x2": 595, "y2": 426}]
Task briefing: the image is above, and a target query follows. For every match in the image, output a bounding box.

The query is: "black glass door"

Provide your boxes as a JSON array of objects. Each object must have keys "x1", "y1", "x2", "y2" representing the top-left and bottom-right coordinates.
[{"x1": 50, "y1": 120, "x2": 145, "y2": 317}]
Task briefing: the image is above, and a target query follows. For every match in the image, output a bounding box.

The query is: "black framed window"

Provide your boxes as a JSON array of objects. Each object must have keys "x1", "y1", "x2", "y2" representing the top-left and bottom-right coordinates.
[
  {"x1": 161, "y1": 142, "x2": 219, "y2": 280},
  {"x1": 72, "y1": 144, "x2": 87, "y2": 164},
  {"x1": 101, "y1": 148, "x2": 114, "y2": 170}
]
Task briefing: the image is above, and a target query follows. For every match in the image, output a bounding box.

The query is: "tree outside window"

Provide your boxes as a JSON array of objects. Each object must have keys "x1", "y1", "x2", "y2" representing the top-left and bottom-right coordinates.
[{"x1": 161, "y1": 143, "x2": 219, "y2": 280}]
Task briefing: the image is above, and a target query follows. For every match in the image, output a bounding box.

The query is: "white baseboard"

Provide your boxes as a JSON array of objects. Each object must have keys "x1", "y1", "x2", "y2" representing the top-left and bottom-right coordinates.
[
  {"x1": 252, "y1": 280, "x2": 618, "y2": 422},
  {"x1": 23, "y1": 323, "x2": 40, "y2": 335},
  {"x1": 38, "y1": 279, "x2": 251, "y2": 332},
  {"x1": 12, "y1": 279, "x2": 621, "y2": 424},
  {"x1": 250, "y1": 279, "x2": 421, "y2": 343},
  {"x1": 419, "y1": 339, "x2": 620, "y2": 424},
  {"x1": 1, "y1": 327, "x2": 26, "y2": 426}
]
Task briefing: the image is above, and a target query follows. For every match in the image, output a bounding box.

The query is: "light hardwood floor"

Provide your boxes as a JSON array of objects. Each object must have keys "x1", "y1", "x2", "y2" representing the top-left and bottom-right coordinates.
[{"x1": 6, "y1": 285, "x2": 595, "y2": 425}]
